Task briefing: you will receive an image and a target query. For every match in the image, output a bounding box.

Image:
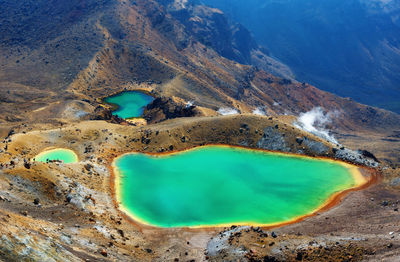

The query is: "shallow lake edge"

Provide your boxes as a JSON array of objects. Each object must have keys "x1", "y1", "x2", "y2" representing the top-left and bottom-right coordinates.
[{"x1": 109, "y1": 144, "x2": 378, "y2": 230}]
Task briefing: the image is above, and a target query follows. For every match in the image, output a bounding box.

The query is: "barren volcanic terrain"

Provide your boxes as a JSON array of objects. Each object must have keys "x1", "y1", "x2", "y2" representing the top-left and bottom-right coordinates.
[{"x1": 0, "y1": 0, "x2": 399, "y2": 261}]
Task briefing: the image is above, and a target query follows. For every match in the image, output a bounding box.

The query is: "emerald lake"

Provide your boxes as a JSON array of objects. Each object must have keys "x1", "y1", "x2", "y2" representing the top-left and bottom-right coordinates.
[
  {"x1": 35, "y1": 148, "x2": 78, "y2": 164},
  {"x1": 104, "y1": 91, "x2": 154, "y2": 119},
  {"x1": 113, "y1": 146, "x2": 362, "y2": 228}
]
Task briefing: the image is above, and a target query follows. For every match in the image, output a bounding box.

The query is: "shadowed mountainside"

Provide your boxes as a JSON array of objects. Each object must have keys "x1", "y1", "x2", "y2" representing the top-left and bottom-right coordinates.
[
  {"x1": 158, "y1": 0, "x2": 294, "y2": 79},
  {"x1": 201, "y1": 0, "x2": 400, "y2": 113}
]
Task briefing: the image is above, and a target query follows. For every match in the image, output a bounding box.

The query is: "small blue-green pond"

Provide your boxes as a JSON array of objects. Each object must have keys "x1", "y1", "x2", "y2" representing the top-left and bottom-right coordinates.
[
  {"x1": 104, "y1": 91, "x2": 154, "y2": 119},
  {"x1": 35, "y1": 148, "x2": 78, "y2": 164}
]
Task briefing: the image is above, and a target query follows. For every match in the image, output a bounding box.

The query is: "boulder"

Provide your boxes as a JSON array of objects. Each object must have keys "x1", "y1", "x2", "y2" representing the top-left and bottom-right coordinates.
[
  {"x1": 295, "y1": 137, "x2": 303, "y2": 145},
  {"x1": 100, "y1": 249, "x2": 107, "y2": 257}
]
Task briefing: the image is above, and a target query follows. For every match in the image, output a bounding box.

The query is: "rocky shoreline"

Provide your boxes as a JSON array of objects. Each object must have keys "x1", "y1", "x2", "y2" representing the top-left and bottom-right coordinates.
[{"x1": 0, "y1": 114, "x2": 397, "y2": 261}]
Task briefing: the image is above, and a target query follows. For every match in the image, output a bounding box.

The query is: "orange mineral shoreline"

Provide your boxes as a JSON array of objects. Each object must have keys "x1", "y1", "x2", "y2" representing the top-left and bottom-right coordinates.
[{"x1": 108, "y1": 144, "x2": 379, "y2": 231}]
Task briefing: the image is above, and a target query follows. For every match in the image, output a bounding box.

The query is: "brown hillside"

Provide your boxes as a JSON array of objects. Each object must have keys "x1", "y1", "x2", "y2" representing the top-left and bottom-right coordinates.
[{"x1": 0, "y1": 0, "x2": 398, "y2": 134}]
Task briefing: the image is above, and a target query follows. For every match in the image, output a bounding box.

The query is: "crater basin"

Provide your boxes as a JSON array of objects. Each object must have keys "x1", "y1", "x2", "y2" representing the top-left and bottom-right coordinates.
[
  {"x1": 104, "y1": 91, "x2": 154, "y2": 119},
  {"x1": 113, "y1": 146, "x2": 366, "y2": 228}
]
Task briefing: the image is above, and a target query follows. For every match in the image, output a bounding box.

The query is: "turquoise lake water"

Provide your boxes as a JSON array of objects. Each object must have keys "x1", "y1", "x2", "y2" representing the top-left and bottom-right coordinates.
[
  {"x1": 114, "y1": 146, "x2": 357, "y2": 228},
  {"x1": 35, "y1": 149, "x2": 78, "y2": 164},
  {"x1": 104, "y1": 91, "x2": 154, "y2": 119}
]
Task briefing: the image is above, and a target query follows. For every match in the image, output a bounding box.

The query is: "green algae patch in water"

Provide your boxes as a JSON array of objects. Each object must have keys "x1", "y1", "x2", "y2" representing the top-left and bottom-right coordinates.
[
  {"x1": 35, "y1": 148, "x2": 78, "y2": 164},
  {"x1": 104, "y1": 91, "x2": 154, "y2": 119},
  {"x1": 113, "y1": 146, "x2": 365, "y2": 228}
]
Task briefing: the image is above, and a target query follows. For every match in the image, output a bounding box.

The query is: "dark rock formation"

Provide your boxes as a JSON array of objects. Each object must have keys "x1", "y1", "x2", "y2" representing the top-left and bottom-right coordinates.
[
  {"x1": 90, "y1": 106, "x2": 127, "y2": 125},
  {"x1": 335, "y1": 148, "x2": 379, "y2": 167},
  {"x1": 359, "y1": 149, "x2": 380, "y2": 163},
  {"x1": 6, "y1": 129, "x2": 15, "y2": 139},
  {"x1": 256, "y1": 127, "x2": 290, "y2": 152},
  {"x1": 23, "y1": 162, "x2": 31, "y2": 169},
  {"x1": 295, "y1": 137, "x2": 304, "y2": 145},
  {"x1": 143, "y1": 97, "x2": 198, "y2": 124},
  {"x1": 302, "y1": 137, "x2": 329, "y2": 155}
]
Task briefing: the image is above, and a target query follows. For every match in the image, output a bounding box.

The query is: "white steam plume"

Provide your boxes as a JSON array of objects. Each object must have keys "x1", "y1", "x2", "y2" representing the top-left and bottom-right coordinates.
[
  {"x1": 186, "y1": 100, "x2": 194, "y2": 108},
  {"x1": 217, "y1": 107, "x2": 239, "y2": 116},
  {"x1": 294, "y1": 107, "x2": 339, "y2": 144},
  {"x1": 252, "y1": 107, "x2": 266, "y2": 116}
]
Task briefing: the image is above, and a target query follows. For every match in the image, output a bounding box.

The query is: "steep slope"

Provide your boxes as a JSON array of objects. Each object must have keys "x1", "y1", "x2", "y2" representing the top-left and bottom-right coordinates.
[
  {"x1": 0, "y1": 0, "x2": 399, "y2": 134},
  {"x1": 158, "y1": 0, "x2": 294, "y2": 79},
  {"x1": 0, "y1": 0, "x2": 111, "y2": 121},
  {"x1": 201, "y1": 0, "x2": 400, "y2": 113}
]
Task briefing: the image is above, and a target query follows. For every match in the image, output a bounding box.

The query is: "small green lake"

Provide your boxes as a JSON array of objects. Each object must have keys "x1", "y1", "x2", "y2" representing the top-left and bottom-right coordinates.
[
  {"x1": 104, "y1": 91, "x2": 154, "y2": 119},
  {"x1": 35, "y1": 148, "x2": 78, "y2": 164},
  {"x1": 114, "y1": 146, "x2": 362, "y2": 228}
]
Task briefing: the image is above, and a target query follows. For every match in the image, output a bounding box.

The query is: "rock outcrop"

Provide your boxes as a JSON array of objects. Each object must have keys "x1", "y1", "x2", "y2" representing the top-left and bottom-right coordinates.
[
  {"x1": 256, "y1": 127, "x2": 290, "y2": 152},
  {"x1": 335, "y1": 148, "x2": 379, "y2": 167},
  {"x1": 143, "y1": 97, "x2": 199, "y2": 123},
  {"x1": 90, "y1": 106, "x2": 128, "y2": 125}
]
